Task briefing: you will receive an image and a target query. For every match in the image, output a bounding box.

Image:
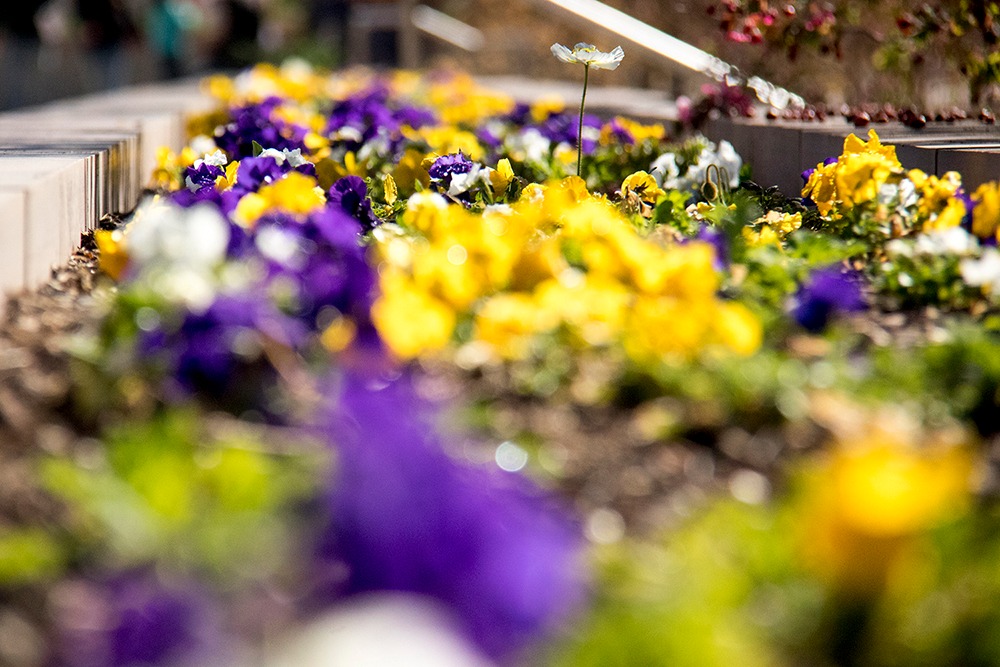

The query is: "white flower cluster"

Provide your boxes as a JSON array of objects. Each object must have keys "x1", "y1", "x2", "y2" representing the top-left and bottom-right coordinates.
[
  {"x1": 124, "y1": 197, "x2": 233, "y2": 311},
  {"x1": 885, "y1": 226, "x2": 980, "y2": 259},
  {"x1": 650, "y1": 136, "x2": 742, "y2": 194}
]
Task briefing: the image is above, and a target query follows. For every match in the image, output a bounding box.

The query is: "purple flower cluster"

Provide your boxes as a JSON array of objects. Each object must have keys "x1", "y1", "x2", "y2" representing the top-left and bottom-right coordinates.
[
  {"x1": 502, "y1": 102, "x2": 605, "y2": 154},
  {"x1": 313, "y1": 373, "x2": 587, "y2": 661},
  {"x1": 326, "y1": 85, "x2": 435, "y2": 153},
  {"x1": 792, "y1": 265, "x2": 866, "y2": 332},
  {"x1": 214, "y1": 97, "x2": 308, "y2": 159}
]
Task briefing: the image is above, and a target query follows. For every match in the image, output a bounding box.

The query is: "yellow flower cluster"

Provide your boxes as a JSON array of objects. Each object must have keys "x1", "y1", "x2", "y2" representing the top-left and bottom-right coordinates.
[
  {"x1": 907, "y1": 169, "x2": 966, "y2": 231},
  {"x1": 371, "y1": 181, "x2": 761, "y2": 363},
  {"x1": 802, "y1": 129, "x2": 903, "y2": 215},
  {"x1": 742, "y1": 210, "x2": 802, "y2": 247}
]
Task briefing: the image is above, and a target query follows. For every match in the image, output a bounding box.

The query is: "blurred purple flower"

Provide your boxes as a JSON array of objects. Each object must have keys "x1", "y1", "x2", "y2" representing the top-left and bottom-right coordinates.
[
  {"x1": 603, "y1": 118, "x2": 635, "y2": 145},
  {"x1": 139, "y1": 291, "x2": 306, "y2": 416},
  {"x1": 695, "y1": 224, "x2": 729, "y2": 270},
  {"x1": 53, "y1": 571, "x2": 217, "y2": 667},
  {"x1": 215, "y1": 97, "x2": 308, "y2": 159},
  {"x1": 328, "y1": 176, "x2": 380, "y2": 232},
  {"x1": 792, "y1": 266, "x2": 866, "y2": 332},
  {"x1": 312, "y1": 373, "x2": 587, "y2": 661},
  {"x1": 326, "y1": 86, "x2": 435, "y2": 153}
]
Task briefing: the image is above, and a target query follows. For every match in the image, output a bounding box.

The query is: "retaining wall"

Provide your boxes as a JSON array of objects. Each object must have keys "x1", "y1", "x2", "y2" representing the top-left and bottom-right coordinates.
[
  {"x1": 704, "y1": 115, "x2": 1000, "y2": 197},
  {"x1": 0, "y1": 79, "x2": 213, "y2": 297}
]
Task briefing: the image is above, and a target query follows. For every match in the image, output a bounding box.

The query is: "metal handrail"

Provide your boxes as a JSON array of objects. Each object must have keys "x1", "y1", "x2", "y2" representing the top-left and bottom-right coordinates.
[
  {"x1": 411, "y1": 5, "x2": 485, "y2": 52},
  {"x1": 526, "y1": 0, "x2": 805, "y2": 109}
]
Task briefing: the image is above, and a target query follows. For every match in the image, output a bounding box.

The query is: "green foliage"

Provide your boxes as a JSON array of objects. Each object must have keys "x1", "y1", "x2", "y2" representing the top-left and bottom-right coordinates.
[{"x1": 40, "y1": 408, "x2": 328, "y2": 581}]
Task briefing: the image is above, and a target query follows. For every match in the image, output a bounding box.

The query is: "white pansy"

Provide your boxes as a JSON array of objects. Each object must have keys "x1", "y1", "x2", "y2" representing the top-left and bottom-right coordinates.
[
  {"x1": 282, "y1": 148, "x2": 309, "y2": 167},
  {"x1": 448, "y1": 165, "x2": 487, "y2": 197},
  {"x1": 407, "y1": 191, "x2": 449, "y2": 211},
  {"x1": 914, "y1": 227, "x2": 978, "y2": 256},
  {"x1": 256, "y1": 225, "x2": 302, "y2": 267},
  {"x1": 652, "y1": 137, "x2": 743, "y2": 193},
  {"x1": 713, "y1": 140, "x2": 742, "y2": 187},
  {"x1": 650, "y1": 152, "x2": 680, "y2": 189},
  {"x1": 885, "y1": 238, "x2": 913, "y2": 258},
  {"x1": 258, "y1": 147, "x2": 312, "y2": 168},
  {"x1": 551, "y1": 43, "x2": 625, "y2": 70},
  {"x1": 127, "y1": 200, "x2": 230, "y2": 272},
  {"x1": 333, "y1": 126, "x2": 364, "y2": 144},
  {"x1": 961, "y1": 248, "x2": 1000, "y2": 294},
  {"x1": 199, "y1": 149, "x2": 228, "y2": 167},
  {"x1": 484, "y1": 203, "x2": 514, "y2": 215},
  {"x1": 259, "y1": 148, "x2": 289, "y2": 165},
  {"x1": 507, "y1": 128, "x2": 551, "y2": 164}
]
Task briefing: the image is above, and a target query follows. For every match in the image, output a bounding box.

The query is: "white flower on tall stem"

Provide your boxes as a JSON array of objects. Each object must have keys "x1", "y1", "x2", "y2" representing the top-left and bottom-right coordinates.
[{"x1": 551, "y1": 42, "x2": 624, "y2": 177}]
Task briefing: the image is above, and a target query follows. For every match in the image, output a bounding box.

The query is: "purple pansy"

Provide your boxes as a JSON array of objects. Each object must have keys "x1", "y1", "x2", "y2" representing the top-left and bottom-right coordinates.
[
  {"x1": 791, "y1": 266, "x2": 866, "y2": 333},
  {"x1": 328, "y1": 176, "x2": 380, "y2": 232},
  {"x1": 326, "y1": 86, "x2": 435, "y2": 154},
  {"x1": 603, "y1": 118, "x2": 635, "y2": 145},
  {"x1": 428, "y1": 151, "x2": 474, "y2": 183},
  {"x1": 695, "y1": 224, "x2": 729, "y2": 270},
  {"x1": 234, "y1": 155, "x2": 287, "y2": 192},
  {"x1": 183, "y1": 162, "x2": 225, "y2": 192},
  {"x1": 215, "y1": 97, "x2": 308, "y2": 159},
  {"x1": 138, "y1": 290, "x2": 306, "y2": 415},
  {"x1": 312, "y1": 373, "x2": 588, "y2": 661}
]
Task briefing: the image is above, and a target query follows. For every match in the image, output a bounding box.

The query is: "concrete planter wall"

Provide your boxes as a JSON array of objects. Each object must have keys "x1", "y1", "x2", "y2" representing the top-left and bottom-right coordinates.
[
  {"x1": 704, "y1": 115, "x2": 1000, "y2": 197},
  {"x1": 0, "y1": 79, "x2": 213, "y2": 297}
]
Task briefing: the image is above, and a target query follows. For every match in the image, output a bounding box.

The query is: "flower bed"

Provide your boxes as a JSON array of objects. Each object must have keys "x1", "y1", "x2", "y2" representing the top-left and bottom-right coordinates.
[{"x1": 6, "y1": 58, "x2": 1000, "y2": 665}]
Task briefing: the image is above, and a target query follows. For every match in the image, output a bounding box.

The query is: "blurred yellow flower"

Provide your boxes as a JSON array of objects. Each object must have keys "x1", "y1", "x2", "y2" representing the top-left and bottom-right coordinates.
[
  {"x1": 95, "y1": 229, "x2": 129, "y2": 281},
  {"x1": 800, "y1": 429, "x2": 973, "y2": 592},
  {"x1": 232, "y1": 172, "x2": 326, "y2": 227},
  {"x1": 372, "y1": 272, "x2": 456, "y2": 359},
  {"x1": 972, "y1": 181, "x2": 1000, "y2": 240}
]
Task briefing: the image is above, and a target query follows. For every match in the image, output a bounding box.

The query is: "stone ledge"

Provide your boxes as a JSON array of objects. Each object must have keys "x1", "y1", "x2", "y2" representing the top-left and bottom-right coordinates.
[{"x1": 0, "y1": 79, "x2": 212, "y2": 297}]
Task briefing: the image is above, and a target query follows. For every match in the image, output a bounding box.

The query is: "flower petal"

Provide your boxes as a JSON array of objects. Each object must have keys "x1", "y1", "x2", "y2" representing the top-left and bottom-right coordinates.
[{"x1": 550, "y1": 43, "x2": 577, "y2": 64}]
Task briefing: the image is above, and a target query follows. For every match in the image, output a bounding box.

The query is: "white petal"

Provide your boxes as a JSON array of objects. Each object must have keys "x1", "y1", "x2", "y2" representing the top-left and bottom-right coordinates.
[{"x1": 550, "y1": 43, "x2": 577, "y2": 64}]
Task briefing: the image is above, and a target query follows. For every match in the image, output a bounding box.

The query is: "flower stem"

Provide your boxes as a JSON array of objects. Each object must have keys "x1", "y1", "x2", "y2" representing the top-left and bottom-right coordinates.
[{"x1": 577, "y1": 64, "x2": 589, "y2": 178}]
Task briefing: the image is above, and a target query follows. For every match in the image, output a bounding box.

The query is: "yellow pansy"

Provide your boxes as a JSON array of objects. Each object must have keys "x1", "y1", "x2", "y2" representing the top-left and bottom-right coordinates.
[
  {"x1": 215, "y1": 161, "x2": 239, "y2": 191},
  {"x1": 530, "y1": 97, "x2": 566, "y2": 122},
  {"x1": 474, "y1": 293, "x2": 555, "y2": 359},
  {"x1": 620, "y1": 170, "x2": 665, "y2": 210},
  {"x1": 743, "y1": 210, "x2": 802, "y2": 247},
  {"x1": 232, "y1": 172, "x2": 326, "y2": 227},
  {"x1": 489, "y1": 158, "x2": 515, "y2": 195},
  {"x1": 383, "y1": 174, "x2": 398, "y2": 205},
  {"x1": 411, "y1": 126, "x2": 483, "y2": 161},
  {"x1": 372, "y1": 271, "x2": 456, "y2": 359},
  {"x1": 800, "y1": 429, "x2": 973, "y2": 592},
  {"x1": 803, "y1": 129, "x2": 902, "y2": 214},
  {"x1": 971, "y1": 181, "x2": 1000, "y2": 239}
]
